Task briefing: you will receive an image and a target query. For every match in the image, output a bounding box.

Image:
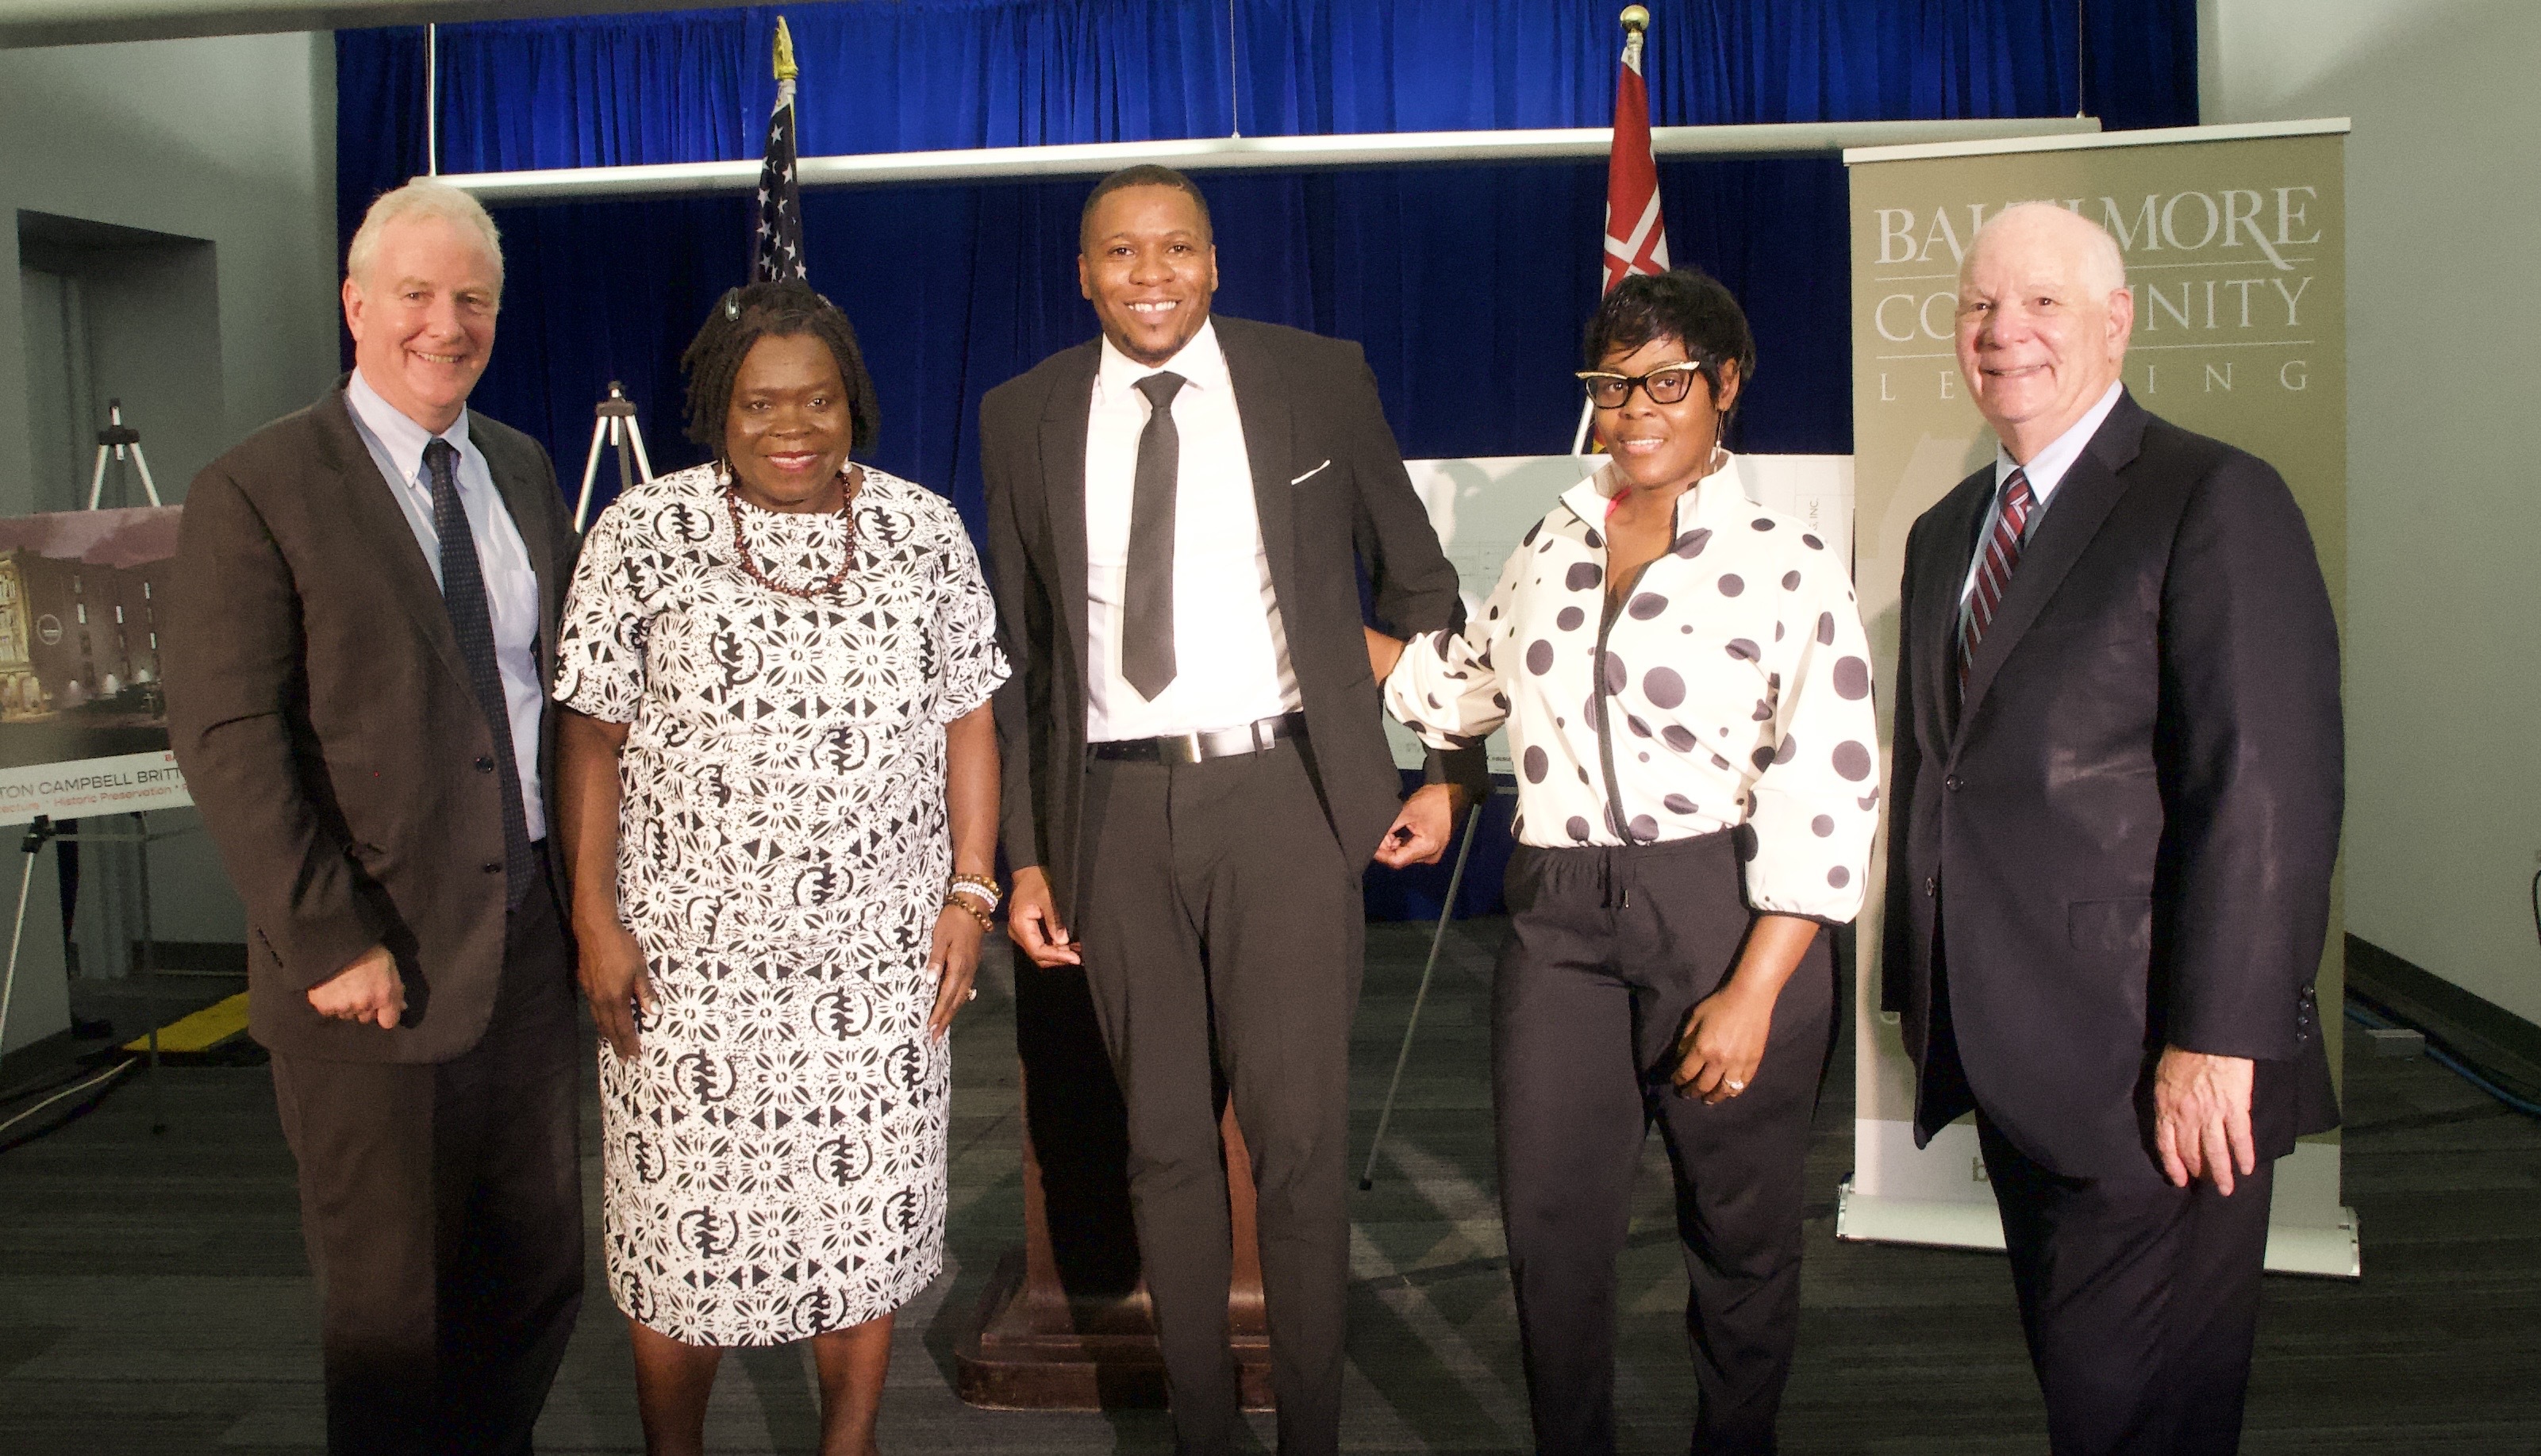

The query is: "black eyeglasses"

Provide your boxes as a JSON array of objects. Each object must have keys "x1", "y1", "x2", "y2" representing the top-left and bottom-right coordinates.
[{"x1": 1575, "y1": 361, "x2": 1710, "y2": 409}]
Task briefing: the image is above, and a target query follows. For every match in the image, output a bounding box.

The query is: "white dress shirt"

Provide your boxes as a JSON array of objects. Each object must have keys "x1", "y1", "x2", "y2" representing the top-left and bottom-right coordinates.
[
  {"x1": 1082, "y1": 319, "x2": 1299, "y2": 740},
  {"x1": 1956, "y1": 380, "x2": 2124, "y2": 611},
  {"x1": 343, "y1": 370, "x2": 548, "y2": 839},
  {"x1": 1386, "y1": 452, "x2": 1878, "y2": 923}
]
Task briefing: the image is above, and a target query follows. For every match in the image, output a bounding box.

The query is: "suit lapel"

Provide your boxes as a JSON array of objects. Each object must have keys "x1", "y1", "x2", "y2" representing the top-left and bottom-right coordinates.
[
  {"x1": 1954, "y1": 393, "x2": 2151, "y2": 737},
  {"x1": 475, "y1": 414, "x2": 561, "y2": 673},
  {"x1": 1216, "y1": 321, "x2": 1297, "y2": 611},
  {"x1": 313, "y1": 388, "x2": 472, "y2": 689},
  {"x1": 1037, "y1": 345, "x2": 1099, "y2": 681}
]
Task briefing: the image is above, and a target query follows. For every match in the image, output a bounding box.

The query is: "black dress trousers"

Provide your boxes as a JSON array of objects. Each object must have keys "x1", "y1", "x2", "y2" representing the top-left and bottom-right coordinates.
[
  {"x1": 1975, "y1": 1114, "x2": 2277, "y2": 1456},
  {"x1": 1493, "y1": 831, "x2": 1835, "y2": 1456},
  {"x1": 1072, "y1": 740, "x2": 1363, "y2": 1456},
  {"x1": 1920, "y1": 947, "x2": 2282, "y2": 1456},
  {"x1": 267, "y1": 856, "x2": 583, "y2": 1456}
]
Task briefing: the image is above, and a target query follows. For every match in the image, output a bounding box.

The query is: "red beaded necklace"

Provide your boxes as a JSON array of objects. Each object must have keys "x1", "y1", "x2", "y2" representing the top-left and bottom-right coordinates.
[{"x1": 723, "y1": 466, "x2": 859, "y2": 599}]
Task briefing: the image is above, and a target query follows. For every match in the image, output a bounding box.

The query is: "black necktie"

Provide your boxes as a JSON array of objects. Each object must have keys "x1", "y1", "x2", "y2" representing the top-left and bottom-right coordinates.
[
  {"x1": 425, "y1": 438, "x2": 532, "y2": 907},
  {"x1": 1121, "y1": 371, "x2": 1186, "y2": 701}
]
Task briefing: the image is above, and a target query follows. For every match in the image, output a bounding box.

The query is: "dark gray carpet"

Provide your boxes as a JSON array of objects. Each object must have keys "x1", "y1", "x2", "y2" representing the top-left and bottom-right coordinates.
[{"x1": 2, "y1": 918, "x2": 2534, "y2": 1453}]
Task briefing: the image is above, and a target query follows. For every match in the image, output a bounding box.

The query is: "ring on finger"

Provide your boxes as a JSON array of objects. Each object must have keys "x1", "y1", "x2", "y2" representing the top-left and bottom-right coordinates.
[
  {"x1": 966, "y1": 987, "x2": 978, "y2": 1002},
  {"x1": 1724, "y1": 1078, "x2": 1747, "y2": 1093}
]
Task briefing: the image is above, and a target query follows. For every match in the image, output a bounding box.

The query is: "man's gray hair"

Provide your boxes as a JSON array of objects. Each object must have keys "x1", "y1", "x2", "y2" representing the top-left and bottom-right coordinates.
[
  {"x1": 345, "y1": 179, "x2": 505, "y2": 292},
  {"x1": 1966, "y1": 201, "x2": 2128, "y2": 298}
]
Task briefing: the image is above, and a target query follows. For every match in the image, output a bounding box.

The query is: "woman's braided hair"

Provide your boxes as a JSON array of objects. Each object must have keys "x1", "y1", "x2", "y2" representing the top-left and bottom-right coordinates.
[{"x1": 679, "y1": 279, "x2": 882, "y2": 455}]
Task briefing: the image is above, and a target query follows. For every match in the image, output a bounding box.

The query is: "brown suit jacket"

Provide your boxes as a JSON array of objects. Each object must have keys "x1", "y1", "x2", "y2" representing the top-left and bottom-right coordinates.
[
  {"x1": 166, "y1": 381, "x2": 576, "y2": 1063},
  {"x1": 980, "y1": 316, "x2": 1479, "y2": 922}
]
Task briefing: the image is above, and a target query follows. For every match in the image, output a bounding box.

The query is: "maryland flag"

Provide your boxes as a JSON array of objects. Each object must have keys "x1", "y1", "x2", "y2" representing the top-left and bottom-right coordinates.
[
  {"x1": 1577, "y1": 12, "x2": 1671, "y2": 451},
  {"x1": 752, "y1": 17, "x2": 806, "y2": 282},
  {"x1": 1601, "y1": 13, "x2": 1670, "y2": 294}
]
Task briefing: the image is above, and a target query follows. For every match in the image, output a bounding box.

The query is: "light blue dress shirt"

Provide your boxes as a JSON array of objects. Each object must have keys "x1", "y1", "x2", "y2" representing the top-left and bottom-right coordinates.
[
  {"x1": 1956, "y1": 379, "x2": 2125, "y2": 613},
  {"x1": 342, "y1": 370, "x2": 548, "y2": 840}
]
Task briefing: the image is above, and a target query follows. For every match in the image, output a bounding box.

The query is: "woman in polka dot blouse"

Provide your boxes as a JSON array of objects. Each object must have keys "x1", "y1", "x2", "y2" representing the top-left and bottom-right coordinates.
[{"x1": 1366, "y1": 268, "x2": 1878, "y2": 1454}]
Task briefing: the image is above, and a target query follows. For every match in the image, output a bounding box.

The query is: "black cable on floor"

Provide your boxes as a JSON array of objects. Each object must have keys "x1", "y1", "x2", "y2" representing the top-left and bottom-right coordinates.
[
  {"x1": 0, "y1": 1058, "x2": 136, "y2": 1154},
  {"x1": 2346, "y1": 1000, "x2": 2541, "y2": 1120},
  {"x1": 0, "y1": 1062, "x2": 109, "y2": 1106}
]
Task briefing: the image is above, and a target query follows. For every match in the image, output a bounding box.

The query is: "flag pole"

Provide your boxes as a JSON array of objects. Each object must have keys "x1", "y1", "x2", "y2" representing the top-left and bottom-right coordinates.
[
  {"x1": 753, "y1": 17, "x2": 808, "y2": 283},
  {"x1": 1577, "y1": 6, "x2": 1659, "y2": 455}
]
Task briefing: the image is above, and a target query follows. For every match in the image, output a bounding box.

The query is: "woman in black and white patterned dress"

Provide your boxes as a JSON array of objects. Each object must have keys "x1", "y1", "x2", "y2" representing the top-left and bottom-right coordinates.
[
  {"x1": 1367, "y1": 269, "x2": 1878, "y2": 1455},
  {"x1": 552, "y1": 282, "x2": 1005, "y2": 1456}
]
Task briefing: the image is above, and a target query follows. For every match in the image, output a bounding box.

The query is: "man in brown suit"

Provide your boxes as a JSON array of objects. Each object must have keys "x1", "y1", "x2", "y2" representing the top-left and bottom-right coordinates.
[{"x1": 165, "y1": 179, "x2": 582, "y2": 1455}]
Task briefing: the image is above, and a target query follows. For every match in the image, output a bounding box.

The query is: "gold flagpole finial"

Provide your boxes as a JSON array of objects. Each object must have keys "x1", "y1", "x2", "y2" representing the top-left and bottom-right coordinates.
[
  {"x1": 1620, "y1": 6, "x2": 1650, "y2": 35},
  {"x1": 772, "y1": 16, "x2": 798, "y2": 83}
]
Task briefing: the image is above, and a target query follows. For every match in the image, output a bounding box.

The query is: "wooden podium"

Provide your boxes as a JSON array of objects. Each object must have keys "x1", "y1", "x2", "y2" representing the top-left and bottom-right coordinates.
[{"x1": 953, "y1": 961, "x2": 1273, "y2": 1409}]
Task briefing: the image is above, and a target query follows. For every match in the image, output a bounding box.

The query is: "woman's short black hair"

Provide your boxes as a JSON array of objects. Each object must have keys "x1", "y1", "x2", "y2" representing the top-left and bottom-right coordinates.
[
  {"x1": 1582, "y1": 268, "x2": 1758, "y2": 421},
  {"x1": 679, "y1": 279, "x2": 882, "y2": 455}
]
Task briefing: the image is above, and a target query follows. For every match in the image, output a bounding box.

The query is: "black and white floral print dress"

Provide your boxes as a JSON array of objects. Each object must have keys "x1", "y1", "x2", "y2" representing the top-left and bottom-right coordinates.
[
  {"x1": 553, "y1": 463, "x2": 1007, "y2": 1345},
  {"x1": 1386, "y1": 453, "x2": 1878, "y2": 922}
]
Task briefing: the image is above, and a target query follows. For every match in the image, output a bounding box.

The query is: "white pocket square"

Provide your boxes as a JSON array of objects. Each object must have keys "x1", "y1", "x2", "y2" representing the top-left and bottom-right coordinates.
[{"x1": 1290, "y1": 459, "x2": 1332, "y2": 486}]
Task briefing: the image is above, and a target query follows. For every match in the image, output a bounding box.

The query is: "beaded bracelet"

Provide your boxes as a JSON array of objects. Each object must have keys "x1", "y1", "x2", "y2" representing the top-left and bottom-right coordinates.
[
  {"x1": 948, "y1": 873, "x2": 1001, "y2": 912},
  {"x1": 942, "y1": 895, "x2": 994, "y2": 931}
]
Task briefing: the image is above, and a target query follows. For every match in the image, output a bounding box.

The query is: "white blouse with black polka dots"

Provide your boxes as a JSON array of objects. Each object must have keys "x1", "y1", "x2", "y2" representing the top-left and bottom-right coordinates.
[{"x1": 1386, "y1": 453, "x2": 1879, "y2": 924}]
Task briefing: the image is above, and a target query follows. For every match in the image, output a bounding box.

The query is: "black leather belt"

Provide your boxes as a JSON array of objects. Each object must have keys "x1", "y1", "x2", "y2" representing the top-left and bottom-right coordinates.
[{"x1": 1090, "y1": 711, "x2": 1306, "y2": 764}]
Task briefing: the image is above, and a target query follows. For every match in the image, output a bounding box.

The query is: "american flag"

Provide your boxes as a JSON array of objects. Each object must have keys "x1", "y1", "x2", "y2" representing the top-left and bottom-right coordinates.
[{"x1": 752, "y1": 17, "x2": 805, "y2": 283}]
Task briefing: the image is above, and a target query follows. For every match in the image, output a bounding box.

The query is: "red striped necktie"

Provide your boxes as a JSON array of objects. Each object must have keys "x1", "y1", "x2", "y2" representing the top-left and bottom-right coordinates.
[{"x1": 1958, "y1": 467, "x2": 2035, "y2": 693}]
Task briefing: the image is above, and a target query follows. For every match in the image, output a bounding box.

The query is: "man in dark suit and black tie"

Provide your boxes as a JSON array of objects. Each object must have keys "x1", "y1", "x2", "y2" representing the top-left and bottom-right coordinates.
[
  {"x1": 1882, "y1": 201, "x2": 2343, "y2": 1456},
  {"x1": 166, "y1": 179, "x2": 582, "y2": 1454},
  {"x1": 980, "y1": 165, "x2": 1480, "y2": 1455}
]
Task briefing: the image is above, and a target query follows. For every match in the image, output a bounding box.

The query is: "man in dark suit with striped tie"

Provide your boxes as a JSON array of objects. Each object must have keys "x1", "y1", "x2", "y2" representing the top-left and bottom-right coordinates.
[
  {"x1": 1882, "y1": 202, "x2": 2343, "y2": 1456},
  {"x1": 166, "y1": 179, "x2": 581, "y2": 1454}
]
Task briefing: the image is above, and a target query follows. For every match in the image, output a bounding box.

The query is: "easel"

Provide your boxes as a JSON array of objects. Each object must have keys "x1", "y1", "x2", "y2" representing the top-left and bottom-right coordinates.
[
  {"x1": 0, "y1": 816, "x2": 175, "y2": 1134},
  {"x1": 575, "y1": 381, "x2": 655, "y2": 531},
  {"x1": 86, "y1": 399, "x2": 163, "y2": 509},
  {"x1": 0, "y1": 400, "x2": 189, "y2": 1134},
  {"x1": 1359, "y1": 797, "x2": 1490, "y2": 1191}
]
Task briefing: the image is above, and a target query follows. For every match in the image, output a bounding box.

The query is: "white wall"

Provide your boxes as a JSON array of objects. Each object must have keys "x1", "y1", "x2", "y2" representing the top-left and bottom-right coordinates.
[
  {"x1": 0, "y1": 32, "x2": 340, "y2": 1011},
  {"x1": 2202, "y1": 0, "x2": 2541, "y2": 1026}
]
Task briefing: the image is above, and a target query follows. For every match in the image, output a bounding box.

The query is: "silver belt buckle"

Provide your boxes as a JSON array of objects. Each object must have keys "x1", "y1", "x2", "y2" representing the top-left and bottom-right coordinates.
[{"x1": 1153, "y1": 713, "x2": 1292, "y2": 763}]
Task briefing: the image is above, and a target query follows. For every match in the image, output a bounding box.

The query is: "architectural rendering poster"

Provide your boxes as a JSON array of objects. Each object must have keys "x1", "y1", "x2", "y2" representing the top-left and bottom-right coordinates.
[{"x1": 0, "y1": 505, "x2": 190, "y2": 827}]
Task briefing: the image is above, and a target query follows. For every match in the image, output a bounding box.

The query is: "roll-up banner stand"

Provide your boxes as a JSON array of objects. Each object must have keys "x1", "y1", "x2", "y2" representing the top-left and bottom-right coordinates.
[{"x1": 1838, "y1": 120, "x2": 2358, "y2": 1277}]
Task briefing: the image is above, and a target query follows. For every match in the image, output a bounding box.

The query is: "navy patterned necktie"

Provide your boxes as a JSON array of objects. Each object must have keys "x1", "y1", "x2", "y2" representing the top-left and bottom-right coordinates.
[
  {"x1": 1121, "y1": 371, "x2": 1187, "y2": 701},
  {"x1": 424, "y1": 438, "x2": 532, "y2": 906}
]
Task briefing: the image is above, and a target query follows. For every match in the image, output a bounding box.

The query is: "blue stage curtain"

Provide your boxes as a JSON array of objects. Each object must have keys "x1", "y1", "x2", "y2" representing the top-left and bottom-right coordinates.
[
  {"x1": 337, "y1": 0, "x2": 2190, "y2": 526},
  {"x1": 336, "y1": 1, "x2": 2193, "y2": 920},
  {"x1": 334, "y1": 22, "x2": 429, "y2": 370}
]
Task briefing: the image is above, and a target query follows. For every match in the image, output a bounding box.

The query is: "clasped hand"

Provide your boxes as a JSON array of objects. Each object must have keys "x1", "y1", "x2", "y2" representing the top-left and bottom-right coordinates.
[
  {"x1": 1671, "y1": 978, "x2": 1774, "y2": 1104},
  {"x1": 2152, "y1": 1047, "x2": 2258, "y2": 1194},
  {"x1": 1374, "y1": 783, "x2": 1463, "y2": 869},
  {"x1": 305, "y1": 943, "x2": 406, "y2": 1028}
]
